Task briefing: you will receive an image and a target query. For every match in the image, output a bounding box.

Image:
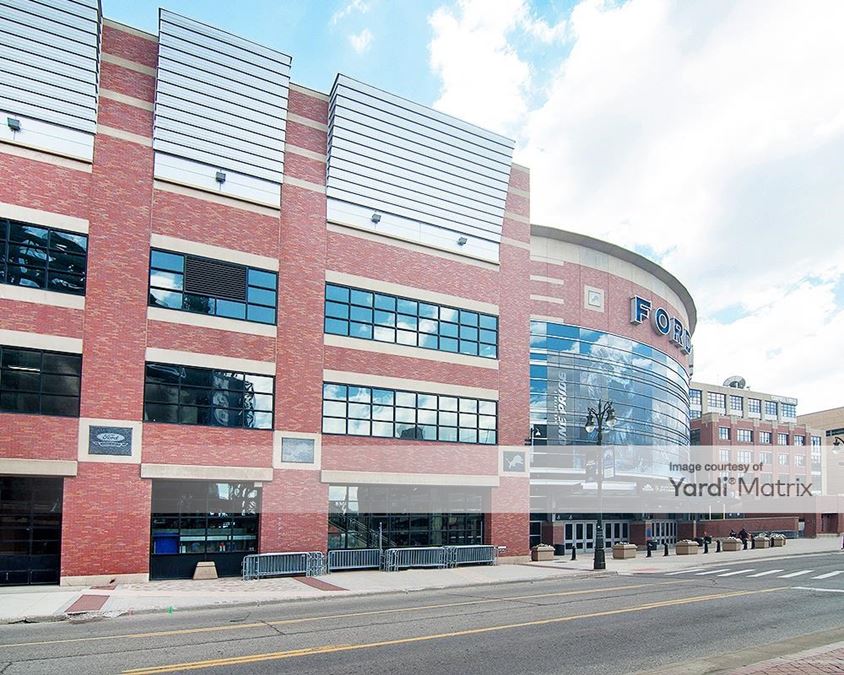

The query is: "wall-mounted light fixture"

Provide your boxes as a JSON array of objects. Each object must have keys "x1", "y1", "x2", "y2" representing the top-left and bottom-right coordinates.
[
  {"x1": 7, "y1": 117, "x2": 21, "y2": 132},
  {"x1": 215, "y1": 170, "x2": 226, "y2": 185},
  {"x1": 371, "y1": 212, "x2": 381, "y2": 224},
  {"x1": 457, "y1": 236, "x2": 468, "y2": 246}
]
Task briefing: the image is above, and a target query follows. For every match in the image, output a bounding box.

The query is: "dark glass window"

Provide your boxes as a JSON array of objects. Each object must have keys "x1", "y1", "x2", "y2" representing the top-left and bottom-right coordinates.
[
  {"x1": 149, "y1": 249, "x2": 277, "y2": 325},
  {"x1": 327, "y1": 485, "x2": 484, "y2": 550},
  {"x1": 765, "y1": 400, "x2": 778, "y2": 416},
  {"x1": 0, "y1": 346, "x2": 81, "y2": 417},
  {"x1": 322, "y1": 382, "x2": 496, "y2": 444},
  {"x1": 144, "y1": 362, "x2": 273, "y2": 429},
  {"x1": 150, "y1": 480, "x2": 259, "y2": 555},
  {"x1": 324, "y1": 284, "x2": 498, "y2": 359},
  {"x1": 1, "y1": 219, "x2": 87, "y2": 295}
]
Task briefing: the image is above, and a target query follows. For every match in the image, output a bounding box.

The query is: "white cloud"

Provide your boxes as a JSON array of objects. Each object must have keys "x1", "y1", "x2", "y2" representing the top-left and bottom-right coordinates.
[
  {"x1": 332, "y1": 0, "x2": 369, "y2": 25},
  {"x1": 428, "y1": 0, "x2": 566, "y2": 135},
  {"x1": 428, "y1": 0, "x2": 844, "y2": 411},
  {"x1": 349, "y1": 28, "x2": 373, "y2": 54}
]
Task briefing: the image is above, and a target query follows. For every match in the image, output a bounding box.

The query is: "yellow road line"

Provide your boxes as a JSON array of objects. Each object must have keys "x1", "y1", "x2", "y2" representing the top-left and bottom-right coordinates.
[
  {"x1": 3, "y1": 580, "x2": 685, "y2": 649},
  {"x1": 123, "y1": 587, "x2": 788, "y2": 674}
]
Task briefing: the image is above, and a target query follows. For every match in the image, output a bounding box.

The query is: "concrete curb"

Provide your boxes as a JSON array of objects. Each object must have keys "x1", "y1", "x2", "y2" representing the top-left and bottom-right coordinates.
[{"x1": 3, "y1": 568, "x2": 616, "y2": 625}]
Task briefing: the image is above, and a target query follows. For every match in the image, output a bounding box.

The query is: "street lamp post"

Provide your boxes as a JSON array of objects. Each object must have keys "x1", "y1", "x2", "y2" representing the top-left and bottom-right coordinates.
[{"x1": 584, "y1": 400, "x2": 618, "y2": 571}]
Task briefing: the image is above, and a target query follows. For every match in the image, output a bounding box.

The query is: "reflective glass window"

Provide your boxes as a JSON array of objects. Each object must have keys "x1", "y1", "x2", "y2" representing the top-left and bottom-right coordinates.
[
  {"x1": 324, "y1": 284, "x2": 497, "y2": 359},
  {"x1": 149, "y1": 249, "x2": 276, "y2": 325},
  {"x1": 144, "y1": 363, "x2": 273, "y2": 429},
  {"x1": 1, "y1": 219, "x2": 87, "y2": 295},
  {"x1": 0, "y1": 346, "x2": 81, "y2": 417}
]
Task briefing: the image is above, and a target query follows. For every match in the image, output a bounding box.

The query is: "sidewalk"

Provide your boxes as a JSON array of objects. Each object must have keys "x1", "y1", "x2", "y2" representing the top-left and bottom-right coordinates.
[
  {"x1": 1, "y1": 536, "x2": 839, "y2": 624},
  {"x1": 0, "y1": 560, "x2": 605, "y2": 624},
  {"x1": 533, "y1": 536, "x2": 843, "y2": 575},
  {"x1": 731, "y1": 640, "x2": 844, "y2": 674}
]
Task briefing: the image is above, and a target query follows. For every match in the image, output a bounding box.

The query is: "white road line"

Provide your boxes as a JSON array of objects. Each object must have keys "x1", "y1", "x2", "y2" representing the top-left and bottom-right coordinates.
[
  {"x1": 792, "y1": 586, "x2": 844, "y2": 593},
  {"x1": 665, "y1": 568, "x2": 705, "y2": 576},
  {"x1": 778, "y1": 570, "x2": 814, "y2": 578},
  {"x1": 717, "y1": 569, "x2": 755, "y2": 577},
  {"x1": 811, "y1": 571, "x2": 843, "y2": 580},
  {"x1": 694, "y1": 569, "x2": 731, "y2": 576},
  {"x1": 747, "y1": 569, "x2": 784, "y2": 578}
]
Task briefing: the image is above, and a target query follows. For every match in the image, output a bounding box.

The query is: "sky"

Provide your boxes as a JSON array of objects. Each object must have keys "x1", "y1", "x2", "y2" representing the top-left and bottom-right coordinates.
[{"x1": 102, "y1": 0, "x2": 844, "y2": 414}]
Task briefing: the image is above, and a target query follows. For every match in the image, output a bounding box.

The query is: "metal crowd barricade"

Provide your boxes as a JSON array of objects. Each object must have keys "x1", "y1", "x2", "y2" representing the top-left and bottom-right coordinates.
[
  {"x1": 382, "y1": 547, "x2": 448, "y2": 572},
  {"x1": 327, "y1": 548, "x2": 382, "y2": 573},
  {"x1": 443, "y1": 545, "x2": 498, "y2": 568},
  {"x1": 242, "y1": 551, "x2": 326, "y2": 580}
]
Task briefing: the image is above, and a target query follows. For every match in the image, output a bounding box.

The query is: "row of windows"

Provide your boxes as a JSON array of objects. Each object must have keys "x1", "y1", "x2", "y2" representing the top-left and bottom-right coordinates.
[
  {"x1": 719, "y1": 428, "x2": 807, "y2": 445},
  {"x1": 1, "y1": 219, "x2": 88, "y2": 296},
  {"x1": 692, "y1": 390, "x2": 800, "y2": 419},
  {"x1": 149, "y1": 249, "x2": 277, "y2": 325},
  {"x1": 321, "y1": 383, "x2": 497, "y2": 444},
  {"x1": 0, "y1": 346, "x2": 81, "y2": 417},
  {"x1": 718, "y1": 449, "x2": 811, "y2": 468},
  {"x1": 143, "y1": 363, "x2": 275, "y2": 430},
  {"x1": 324, "y1": 284, "x2": 498, "y2": 359}
]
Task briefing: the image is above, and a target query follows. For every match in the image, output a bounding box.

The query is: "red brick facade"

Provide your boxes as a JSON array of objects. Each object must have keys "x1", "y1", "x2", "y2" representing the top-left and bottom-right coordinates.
[{"x1": 0, "y1": 20, "x2": 537, "y2": 582}]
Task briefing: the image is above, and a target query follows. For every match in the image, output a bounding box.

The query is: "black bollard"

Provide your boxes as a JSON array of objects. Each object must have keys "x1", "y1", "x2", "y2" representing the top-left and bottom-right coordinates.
[
  {"x1": 663, "y1": 542, "x2": 669, "y2": 557},
  {"x1": 841, "y1": 535, "x2": 843, "y2": 550},
  {"x1": 751, "y1": 537, "x2": 756, "y2": 549},
  {"x1": 571, "y1": 544, "x2": 577, "y2": 561},
  {"x1": 743, "y1": 539, "x2": 748, "y2": 550},
  {"x1": 704, "y1": 540, "x2": 709, "y2": 554},
  {"x1": 647, "y1": 545, "x2": 652, "y2": 558},
  {"x1": 716, "y1": 540, "x2": 722, "y2": 553}
]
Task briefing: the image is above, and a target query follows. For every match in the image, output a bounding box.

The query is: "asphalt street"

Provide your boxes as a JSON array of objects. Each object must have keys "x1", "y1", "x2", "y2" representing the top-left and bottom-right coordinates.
[{"x1": 0, "y1": 551, "x2": 841, "y2": 675}]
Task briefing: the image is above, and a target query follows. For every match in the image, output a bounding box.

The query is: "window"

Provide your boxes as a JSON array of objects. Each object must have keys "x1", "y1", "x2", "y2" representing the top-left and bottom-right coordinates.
[
  {"x1": 759, "y1": 431, "x2": 771, "y2": 444},
  {"x1": 690, "y1": 428, "x2": 700, "y2": 445},
  {"x1": 777, "y1": 433, "x2": 789, "y2": 445},
  {"x1": 149, "y1": 250, "x2": 277, "y2": 325},
  {"x1": 736, "y1": 428, "x2": 753, "y2": 443},
  {"x1": 150, "y1": 480, "x2": 259, "y2": 555},
  {"x1": 764, "y1": 400, "x2": 778, "y2": 417},
  {"x1": 811, "y1": 447, "x2": 821, "y2": 471},
  {"x1": 778, "y1": 453, "x2": 789, "y2": 466},
  {"x1": 760, "y1": 451, "x2": 772, "y2": 465},
  {"x1": 811, "y1": 436, "x2": 821, "y2": 447},
  {"x1": 690, "y1": 409, "x2": 701, "y2": 420},
  {"x1": 747, "y1": 398, "x2": 761, "y2": 415},
  {"x1": 143, "y1": 363, "x2": 274, "y2": 429},
  {"x1": 729, "y1": 395, "x2": 743, "y2": 413},
  {"x1": 781, "y1": 403, "x2": 796, "y2": 418},
  {"x1": 707, "y1": 392, "x2": 726, "y2": 410},
  {"x1": 718, "y1": 427, "x2": 730, "y2": 440},
  {"x1": 795, "y1": 454, "x2": 805, "y2": 467},
  {"x1": 1, "y1": 219, "x2": 87, "y2": 295},
  {"x1": 690, "y1": 389, "x2": 702, "y2": 406},
  {"x1": 737, "y1": 450, "x2": 752, "y2": 464},
  {"x1": 281, "y1": 438, "x2": 315, "y2": 463},
  {"x1": 322, "y1": 382, "x2": 496, "y2": 444},
  {"x1": 324, "y1": 284, "x2": 498, "y2": 359},
  {"x1": 0, "y1": 345, "x2": 81, "y2": 417},
  {"x1": 793, "y1": 435, "x2": 805, "y2": 446},
  {"x1": 719, "y1": 449, "x2": 730, "y2": 462}
]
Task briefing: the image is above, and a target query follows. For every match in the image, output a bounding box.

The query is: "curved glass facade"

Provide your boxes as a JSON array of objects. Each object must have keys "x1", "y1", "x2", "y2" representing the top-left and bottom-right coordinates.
[{"x1": 529, "y1": 321, "x2": 690, "y2": 462}]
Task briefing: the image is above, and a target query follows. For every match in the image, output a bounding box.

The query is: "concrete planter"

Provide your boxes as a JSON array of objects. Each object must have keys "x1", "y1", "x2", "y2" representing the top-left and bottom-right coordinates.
[
  {"x1": 771, "y1": 537, "x2": 786, "y2": 547},
  {"x1": 612, "y1": 543, "x2": 637, "y2": 559},
  {"x1": 675, "y1": 541, "x2": 700, "y2": 555},
  {"x1": 754, "y1": 537, "x2": 770, "y2": 549},
  {"x1": 531, "y1": 545, "x2": 555, "y2": 562},
  {"x1": 722, "y1": 538, "x2": 742, "y2": 552}
]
